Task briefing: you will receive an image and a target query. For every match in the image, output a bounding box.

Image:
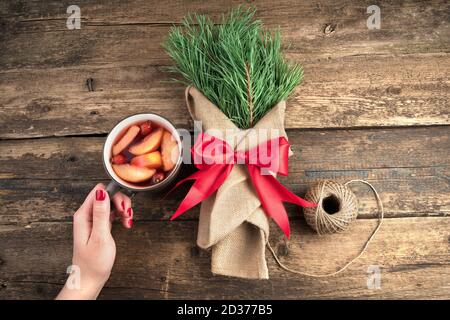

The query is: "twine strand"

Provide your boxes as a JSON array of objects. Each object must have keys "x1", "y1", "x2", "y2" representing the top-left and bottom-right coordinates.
[{"x1": 268, "y1": 179, "x2": 384, "y2": 277}]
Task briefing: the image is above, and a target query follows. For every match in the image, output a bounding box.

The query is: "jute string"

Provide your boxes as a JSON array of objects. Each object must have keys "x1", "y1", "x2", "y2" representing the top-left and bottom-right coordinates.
[{"x1": 267, "y1": 179, "x2": 384, "y2": 277}]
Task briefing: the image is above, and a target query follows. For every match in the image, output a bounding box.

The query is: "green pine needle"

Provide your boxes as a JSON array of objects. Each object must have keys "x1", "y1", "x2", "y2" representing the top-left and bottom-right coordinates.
[{"x1": 164, "y1": 6, "x2": 303, "y2": 129}]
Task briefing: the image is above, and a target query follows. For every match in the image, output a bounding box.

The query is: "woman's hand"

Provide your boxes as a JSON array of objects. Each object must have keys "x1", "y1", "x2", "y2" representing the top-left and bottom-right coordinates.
[{"x1": 56, "y1": 184, "x2": 133, "y2": 300}]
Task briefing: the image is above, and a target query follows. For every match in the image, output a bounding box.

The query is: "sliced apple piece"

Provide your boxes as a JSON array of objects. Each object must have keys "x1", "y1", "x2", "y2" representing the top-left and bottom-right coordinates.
[
  {"x1": 161, "y1": 130, "x2": 179, "y2": 171},
  {"x1": 112, "y1": 164, "x2": 156, "y2": 183},
  {"x1": 130, "y1": 151, "x2": 162, "y2": 169},
  {"x1": 129, "y1": 127, "x2": 164, "y2": 155},
  {"x1": 112, "y1": 125, "x2": 140, "y2": 156}
]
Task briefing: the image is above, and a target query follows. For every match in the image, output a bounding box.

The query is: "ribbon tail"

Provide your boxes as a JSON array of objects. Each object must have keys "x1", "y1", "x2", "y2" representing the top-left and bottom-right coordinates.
[
  {"x1": 170, "y1": 164, "x2": 233, "y2": 220},
  {"x1": 256, "y1": 168, "x2": 317, "y2": 208},
  {"x1": 168, "y1": 171, "x2": 208, "y2": 220},
  {"x1": 247, "y1": 165, "x2": 317, "y2": 238},
  {"x1": 247, "y1": 165, "x2": 291, "y2": 238}
]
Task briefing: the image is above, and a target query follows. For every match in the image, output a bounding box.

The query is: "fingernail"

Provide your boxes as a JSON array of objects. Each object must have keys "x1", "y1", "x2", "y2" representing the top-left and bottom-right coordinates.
[
  {"x1": 121, "y1": 201, "x2": 125, "y2": 211},
  {"x1": 127, "y1": 207, "x2": 132, "y2": 217},
  {"x1": 128, "y1": 219, "x2": 133, "y2": 228},
  {"x1": 96, "y1": 189, "x2": 106, "y2": 201}
]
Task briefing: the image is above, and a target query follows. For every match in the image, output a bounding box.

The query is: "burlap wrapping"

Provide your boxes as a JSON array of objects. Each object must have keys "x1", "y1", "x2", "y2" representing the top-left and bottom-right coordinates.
[{"x1": 185, "y1": 86, "x2": 291, "y2": 279}]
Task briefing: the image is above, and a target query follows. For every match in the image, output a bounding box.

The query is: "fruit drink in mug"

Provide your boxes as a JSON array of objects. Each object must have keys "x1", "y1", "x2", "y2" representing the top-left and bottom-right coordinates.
[{"x1": 103, "y1": 114, "x2": 182, "y2": 195}]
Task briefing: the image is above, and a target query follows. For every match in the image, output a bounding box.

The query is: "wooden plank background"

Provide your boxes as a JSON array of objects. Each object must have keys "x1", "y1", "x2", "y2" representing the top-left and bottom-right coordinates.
[{"x1": 0, "y1": 0, "x2": 449, "y2": 299}]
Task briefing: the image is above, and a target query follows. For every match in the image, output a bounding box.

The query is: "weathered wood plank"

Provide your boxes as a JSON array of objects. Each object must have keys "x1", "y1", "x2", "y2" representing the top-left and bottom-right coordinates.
[
  {"x1": 0, "y1": 54, "x2": 449, "y2": 138},
  {"x1": 0, "y1": 0, "x2": 449, "y2": 138},
  {"x1": 0, "y1": 126, "x2": 449, "y2": 224},
  {"x1": 1, "y1": 0, "x2": 449, "y2": 69},
  {"x1": 1, "y1": 127, "x2": 448, "y2": 179},
  {"x1": 0, "y1": 217, "x2": 448, "y2": 299},
  {"x1": 1, "y1": 166, "x2": 448, "y2": 225}
]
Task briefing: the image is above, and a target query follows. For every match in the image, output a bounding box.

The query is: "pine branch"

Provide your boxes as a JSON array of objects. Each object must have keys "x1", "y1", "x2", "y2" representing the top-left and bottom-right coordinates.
[
  {"x1": 163, "y1": 5, "x2": 303, "y2": 129},
  {"x1": 244, "y1": 62, "x2": 253, "y2": 127}
]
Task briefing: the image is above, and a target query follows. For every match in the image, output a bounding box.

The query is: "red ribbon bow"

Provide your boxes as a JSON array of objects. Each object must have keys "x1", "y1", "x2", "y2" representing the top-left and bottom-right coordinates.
[{"x1": 170, "y1": 133, "x2": 317, "y2": 238}]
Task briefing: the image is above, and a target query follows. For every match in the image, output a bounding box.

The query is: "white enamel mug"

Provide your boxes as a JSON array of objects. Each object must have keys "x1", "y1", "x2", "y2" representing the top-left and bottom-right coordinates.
[{"x1": 102, "y1": 113, "x2": 183, "y2": 196}]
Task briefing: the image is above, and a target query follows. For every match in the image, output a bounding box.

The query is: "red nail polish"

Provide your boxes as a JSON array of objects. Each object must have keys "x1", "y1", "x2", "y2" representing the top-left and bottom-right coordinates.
[
  {"x1": 128, "y1": 219, "x2": 133, "y2": 228},
  {"x1": 96, "y1": 189, "x2": 105, "y2": 201},
  {"x1": 121, "y1": 201, "x2": 125, "y2": 210},
  {"x1": 127, "y1": 207, "x2": 132, "y2": 217}
]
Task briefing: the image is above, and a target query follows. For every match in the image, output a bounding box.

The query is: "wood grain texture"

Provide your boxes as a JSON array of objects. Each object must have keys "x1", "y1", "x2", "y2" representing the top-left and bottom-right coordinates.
[
  {"x1": 0, "y1": 55, "x2": 449, "y2": 138},
  {"x1": 1, "y1": 0, "x2": 449, "y2": 66},
  {"x1": 0, "y1": 218, "x2": 449, "y2": 299},
  {"x1": 0, "y1": 126, "x2": 449, "y2": 225},
  {"x1": 0, "y1": 0, "x2": 449, "y2": 138}
]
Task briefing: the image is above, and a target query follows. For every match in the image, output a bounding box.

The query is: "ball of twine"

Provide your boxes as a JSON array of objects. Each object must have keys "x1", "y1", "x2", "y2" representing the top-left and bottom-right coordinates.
[{"x1": 303, "y1": 180, "x2": 358, "y2": 235}]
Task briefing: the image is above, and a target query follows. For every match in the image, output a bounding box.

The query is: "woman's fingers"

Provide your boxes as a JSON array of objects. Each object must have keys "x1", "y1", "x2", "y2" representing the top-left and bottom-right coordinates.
[
  {"x1": 74, "y1": 184, "x2": 133, "y2": 248},
  {"x1": 111, "y1": 192, "x2": 133, "y2": 229},
  {"x1": 73, "y1": 183, "x2": 104, "y2": 248}
]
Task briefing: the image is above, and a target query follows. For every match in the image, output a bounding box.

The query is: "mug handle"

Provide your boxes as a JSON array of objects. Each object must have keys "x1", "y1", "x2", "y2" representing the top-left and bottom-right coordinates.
[{"x1": 106, "y1": 180, "x2": 136, "y2": 199}]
